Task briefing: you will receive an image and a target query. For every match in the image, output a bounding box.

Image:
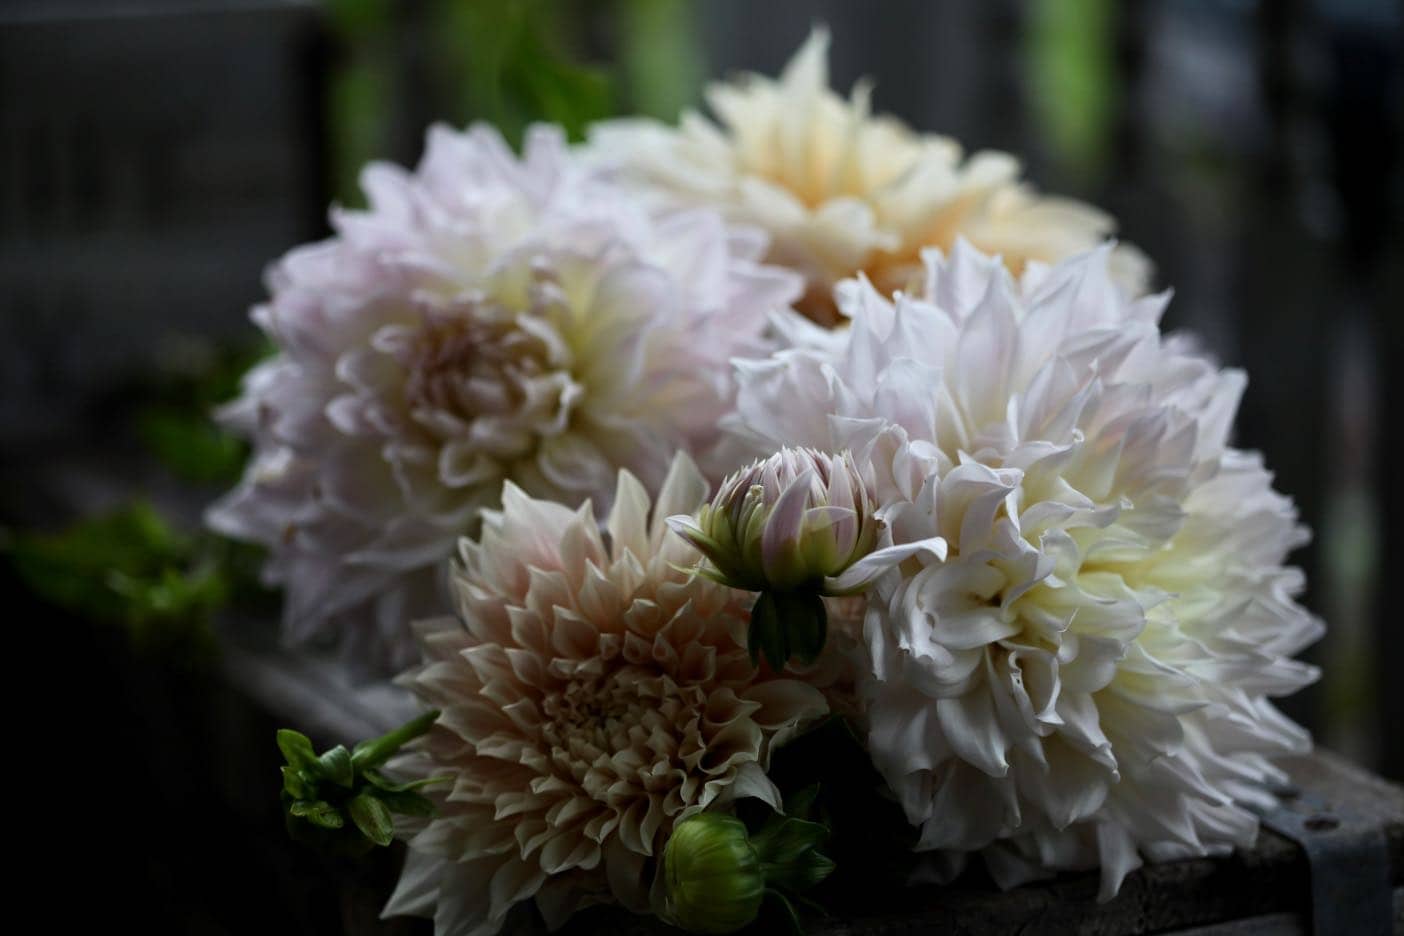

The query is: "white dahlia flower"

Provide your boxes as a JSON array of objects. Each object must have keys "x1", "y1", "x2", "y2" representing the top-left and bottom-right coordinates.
[
  {"x1": 588, "y1": 29, "x2": 1148, "y2": 326},
  {"x1": 207, "y1": 124, "x2": 800, "y2": 671},
  {"x1": 723, "y1": 241, "x2": 1322, "y2": 898},
  {"x1": 384, "y1": 454, "x2": 828, "y2": 935}
]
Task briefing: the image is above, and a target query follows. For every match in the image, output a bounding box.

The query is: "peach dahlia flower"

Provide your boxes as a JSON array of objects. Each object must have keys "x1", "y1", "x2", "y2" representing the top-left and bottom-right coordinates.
[{"x1": 385, "y1": 454, "x2": 828, "y2": 935}]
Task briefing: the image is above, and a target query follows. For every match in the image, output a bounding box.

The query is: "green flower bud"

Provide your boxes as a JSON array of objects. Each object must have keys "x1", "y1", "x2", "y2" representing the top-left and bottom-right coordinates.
[{"x1": 663, "y1": 814, "x2": 766, "y2": 934}]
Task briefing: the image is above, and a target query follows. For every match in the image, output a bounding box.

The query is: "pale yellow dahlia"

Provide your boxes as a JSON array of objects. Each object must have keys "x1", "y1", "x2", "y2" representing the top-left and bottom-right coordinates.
[
  {"x1": 590, "y1": 29, "x2": 1149, "y2": 325},
  {"x1": 384, "y1": 454, "x2": 828, "y2": 935}
]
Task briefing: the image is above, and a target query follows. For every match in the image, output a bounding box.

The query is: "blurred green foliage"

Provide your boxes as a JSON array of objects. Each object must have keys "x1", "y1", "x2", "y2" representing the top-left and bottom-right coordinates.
[
  {"x1": 4, "y1": 500, "x2": 273, "y2": 659},
  {"x1": 325, "y1": 0, "x2": 616, "y2": 206},
  {"x1": 5, "y1": 342, "x2": 272, "y2": 658},
  {"x1": 136, "y1": 409, "x2": 247, "y2": 486},
  {"x1": 429, "y1": 0, "x2": 613, "y2": 145},
  {"x1": 323, "y1": 0, "x2": 705, "y2": 207},
  {"x1": 616, "y1": 0, "x2": 703, "y2": 121},
  {"x1": 1027, "y1": 0, "x2": 1116, "y2": 180},
  {"x1": 4, "y1": 503, "x2": 224, "y2": 656},
  {"x1": 134, "y1": 342, "x2": 266, "y2": 486},
  {"x1": 326, "y1": 0, "x2": 396, "y2": 207}
]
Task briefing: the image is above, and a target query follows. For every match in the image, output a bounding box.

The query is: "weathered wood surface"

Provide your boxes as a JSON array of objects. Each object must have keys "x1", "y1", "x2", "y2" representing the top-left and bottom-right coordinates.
[{"x1": 218, "y1": 624, "x2": 1403, "y2": 936}]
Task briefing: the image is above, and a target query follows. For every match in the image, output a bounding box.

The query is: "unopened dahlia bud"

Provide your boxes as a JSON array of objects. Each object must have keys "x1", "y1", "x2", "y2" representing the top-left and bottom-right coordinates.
[
  {"x1": 668, "y1": 447, "x2": 944, "y2": 669},
  {"x1": 663, "y1": 811, "x2": 837, "y2": 935},
  {"x1": 669, "y1": 448, "x2": 877, "y2": 594},
  {"x1": 662, "y1": 814, "x2": 766, "y2": 934}
]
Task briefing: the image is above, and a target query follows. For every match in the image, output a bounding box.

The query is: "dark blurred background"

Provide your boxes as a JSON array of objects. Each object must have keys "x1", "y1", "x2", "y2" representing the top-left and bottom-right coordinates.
[{"x1": 1, "y1": 0, "x2": 1400, "y2": 930}]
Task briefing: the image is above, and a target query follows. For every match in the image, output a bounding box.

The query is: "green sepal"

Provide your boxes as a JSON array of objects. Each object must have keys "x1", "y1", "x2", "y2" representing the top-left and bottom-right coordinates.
[
  {"x1": 347, "y1": 792, "x2": 395, "y2": 847},
  {"x1": 748, "y1": 591, "x2": 788, "y2": 671},
  {"x1": 751, "y1": 811, "x2": 837, "y2": 921},
  {"x1": 765, "y1": 888, "x2": 804, "y2": 936},
  {"x1": 748, "y1": 590, "x2": 829, "y2": 671},
  {"x1": 783, "y1": 592, "x2": 827, "y2": 665},
  {"x1": 764, "y1": 851, "x2": 836, "y2": 894},
  {"x1": 317, "y1": 745, "x2": 355, "y2": 788}
]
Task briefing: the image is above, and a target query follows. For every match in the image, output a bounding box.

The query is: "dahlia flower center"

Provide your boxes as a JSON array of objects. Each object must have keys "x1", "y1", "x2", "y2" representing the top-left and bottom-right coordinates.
[
  {"x1": 398, "y1": 308, "x2": 580, "y2": 454},
  {"x1": 540, "y1": 667, "x2": 698, "y2": 757}
]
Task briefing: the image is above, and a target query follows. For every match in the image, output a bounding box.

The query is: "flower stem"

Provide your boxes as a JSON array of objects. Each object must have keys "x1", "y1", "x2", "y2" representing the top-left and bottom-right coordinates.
[{"x1": 351, "y1": 709, "x2": 440, "y2": 769}]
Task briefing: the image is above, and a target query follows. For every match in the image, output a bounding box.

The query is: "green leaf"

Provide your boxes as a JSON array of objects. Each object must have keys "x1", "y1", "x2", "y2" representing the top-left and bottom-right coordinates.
[
  {"x1": 276, "y1": 730, "x2": 319, "y2": 772},
  {"x1": 280, "y1": 765, "x2": 311, "y2": 800},
  {"x1": 754, "y1": 817, "x2": 829, "y2": 867},
  {"x1": 783, "y1": 784, "x2": 822, "y2": 821},
  {"x1": 6, "y1": 502, "x2": 185, "y2": 618},
  {"x1": 4, "y1": 500, "x2": 235, "y2": 657},
  {"x1": 372, "y1": 788, "x2": 436, "y2": 818},
  {"x1": 317, "y1": 745, "x2": 355, "y2": 788},
  {"x1": 290, "y1": 800, "x2": 344, "y2": 830},
  {"x1": 347, "y1": 792, "x2": 395, "y2": 847},
  {"x1": 362, "y1": 769, "x2": 447, "y2": 794},
  {"x1": 135, "y1": 407, "x2": 247, "y2": 484},
  {"x1": 360, "y1": 768, "x2": 398, "y2": 791}
]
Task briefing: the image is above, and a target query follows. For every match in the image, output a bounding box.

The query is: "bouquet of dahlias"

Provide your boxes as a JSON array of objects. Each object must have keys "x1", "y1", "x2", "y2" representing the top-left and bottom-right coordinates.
[{"x1": 222, "y1": 31, "x2": 1321, "y2": 936}]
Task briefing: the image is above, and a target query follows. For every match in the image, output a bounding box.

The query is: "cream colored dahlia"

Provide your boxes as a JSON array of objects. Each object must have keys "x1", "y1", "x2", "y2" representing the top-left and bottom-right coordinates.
[
  {"x1": 589, "y1": 29, "x2": 1148, "y2": 325},
  {"x1": 723, "y1": 241, "x2": 1322, "y2": 898},
  {"x1": 384, "y1": 454, "x2": 828, "y2": 935},
  {"x1": 207, "y1": 124, "x2": 800, "y2": 671}
]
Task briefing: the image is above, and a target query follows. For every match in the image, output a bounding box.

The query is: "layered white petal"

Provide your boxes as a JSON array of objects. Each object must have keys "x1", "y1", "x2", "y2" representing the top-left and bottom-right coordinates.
[
  {"x1": 208, "y1": 124, "x2": 801, "y2": 671},
  {"x1": 724, "y1": 241, "x2": 1320, "y2": 897}
]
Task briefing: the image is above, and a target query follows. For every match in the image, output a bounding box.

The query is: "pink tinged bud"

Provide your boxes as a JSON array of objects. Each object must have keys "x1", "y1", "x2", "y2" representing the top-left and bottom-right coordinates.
[
  {"x1": 671, "y1": 447, "x2": 898, "y2": 596},
  {"x1": 667, "y1": 447, "x2": 947, "y2": 670},
  {"x1": 760, "y1": 468, "x2": 818, "y2": 589}
]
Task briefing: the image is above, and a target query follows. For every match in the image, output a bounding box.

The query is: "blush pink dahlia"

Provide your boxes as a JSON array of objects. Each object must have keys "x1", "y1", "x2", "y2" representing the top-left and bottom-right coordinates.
[
  {"x1": 208, "y1": 124, "x2": 800, "y2": 671},
  {"x1": 384, "y1": 454, "x2": 828, "y2": 935},
  {"x1": 723, "y1": 241, "x2": 1322, "y2": 898}
]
